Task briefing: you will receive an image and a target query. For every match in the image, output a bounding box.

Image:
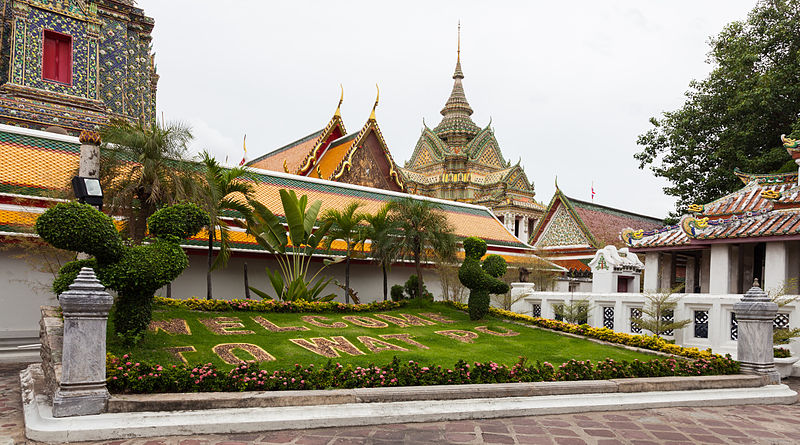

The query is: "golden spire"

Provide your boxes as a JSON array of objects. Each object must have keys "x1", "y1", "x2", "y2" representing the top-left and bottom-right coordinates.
[
  {"x1": 369, "y1": 84, "x2": 379, "y2": 121},
  {"x1": 334, "y1": 84, "x2": 344, "y2": 118},
  {"x1": 457, "y1": 20, "x2": 461, "y2": 63}
]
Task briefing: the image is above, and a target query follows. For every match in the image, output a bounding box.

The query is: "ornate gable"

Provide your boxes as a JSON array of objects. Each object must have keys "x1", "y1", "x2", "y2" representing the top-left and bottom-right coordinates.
[
  {"x1": 504, "y1": 167, "x2": 532, "y2": 191},
  {"x1": 467, "y1": 127, "x2": 505, "y2": 168},
  {"x1": 407, "y1": 127, "x2": 447, "y2": 168},
  {"x1": 535, "y1": 203, "x2": 593, "y2": 248}
]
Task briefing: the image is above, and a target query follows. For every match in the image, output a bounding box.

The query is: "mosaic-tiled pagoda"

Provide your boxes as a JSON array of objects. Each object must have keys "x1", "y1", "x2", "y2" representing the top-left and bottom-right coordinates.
[
  {"x1": 624, "y1": 136, "x2": 800, "y2": 295},
  {"x1": 401, "y1": 37, "x2": 543, "y2": 242},
  {"x1": 0, "y1": 0, "x2": 158, "y2": 134},
  {"x1": 247, "y1": 91, "x2": 405, "y2": 192},
  {"x1": 530, "y1": 186, "x2": 662, "y2": 279}
]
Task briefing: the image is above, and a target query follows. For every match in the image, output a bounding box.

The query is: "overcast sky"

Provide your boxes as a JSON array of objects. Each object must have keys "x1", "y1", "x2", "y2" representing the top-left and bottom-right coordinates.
[{"x1": 141, "y1": 0, "x2": 758, "y2": 219}]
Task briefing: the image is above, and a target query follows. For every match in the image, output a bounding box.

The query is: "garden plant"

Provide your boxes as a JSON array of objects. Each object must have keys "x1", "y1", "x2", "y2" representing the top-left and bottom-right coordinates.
[
  {"x1": 36, "y1": 201, "x2": 208, "y2": 342},
  {"x1": 459, "y1": 237, "x2": 509, "y2": 320}
]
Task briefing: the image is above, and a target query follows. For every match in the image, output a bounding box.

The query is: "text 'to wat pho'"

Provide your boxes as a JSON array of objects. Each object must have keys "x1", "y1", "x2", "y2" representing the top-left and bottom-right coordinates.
[{"x1": 249, "y1": 31, "x2": 544, "y2": 242}]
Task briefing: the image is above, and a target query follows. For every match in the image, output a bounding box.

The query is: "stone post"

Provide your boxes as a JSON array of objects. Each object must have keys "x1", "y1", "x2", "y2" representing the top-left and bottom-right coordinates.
[
  {"x1": 78, "y1": 130, "x2": 101, "y2": 178},
  {"x1": 733, "y1": 280, "x2": 780, "y2": 384},
  {"x1": 52, "y1": 267, "x2": 113, "y2": 417}
]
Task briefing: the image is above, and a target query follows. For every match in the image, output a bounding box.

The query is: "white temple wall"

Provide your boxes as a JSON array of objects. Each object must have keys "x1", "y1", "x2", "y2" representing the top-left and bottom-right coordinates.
[
  {"x1": 163, "y1": 253, "x2": 443, "y2": 302},
  {"x1": 710, "y1": 244, "x2": 731, "y2": 294},
  {"x1": 0, "y1": 248, "x2": 59, "y2": 355},
  {"x1": 512, "y1": 289, "x2": 800, "y2": 360}
]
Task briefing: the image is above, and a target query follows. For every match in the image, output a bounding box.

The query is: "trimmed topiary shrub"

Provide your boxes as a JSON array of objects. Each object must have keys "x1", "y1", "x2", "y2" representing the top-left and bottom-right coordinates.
[
  {"x1": 458, "y1": 237, "x2": 509, "y2": 320},
  {"x1": 36, "y1": 202, "x2": 208, "y2": 342}
]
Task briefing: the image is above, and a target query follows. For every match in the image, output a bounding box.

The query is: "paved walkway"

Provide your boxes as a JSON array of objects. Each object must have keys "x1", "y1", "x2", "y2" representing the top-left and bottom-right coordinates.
[{"x1": 2, "y1": 363, "x2": 799, "y2": 444}]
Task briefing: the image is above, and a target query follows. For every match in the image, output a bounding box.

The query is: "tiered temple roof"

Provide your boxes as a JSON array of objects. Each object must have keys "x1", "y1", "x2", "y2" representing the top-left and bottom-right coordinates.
[
  {"x1": 0, "y1": 124, "x2": 555, "y2": 266},
  {"x1": 401, "y1": 31, "x2": 542, "y2": 226},
  {"x1": 247, "y1": 91, "x2": 405, "y2": 192},
  {"x1": 623, "y1": 137, "x2": 800, "y2": 250}
]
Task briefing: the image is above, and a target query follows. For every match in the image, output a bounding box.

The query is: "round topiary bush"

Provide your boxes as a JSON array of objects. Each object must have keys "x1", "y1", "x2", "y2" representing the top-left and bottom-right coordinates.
[
  {"x1": 459, "y1": 237, "x2": 509, "y2": 320},
  {"x1": 147, "y1": 202, "x2": 209, "y2": 240},
  {"x1": 35, "y1": 202, "x2": 124, "y2": 263}
]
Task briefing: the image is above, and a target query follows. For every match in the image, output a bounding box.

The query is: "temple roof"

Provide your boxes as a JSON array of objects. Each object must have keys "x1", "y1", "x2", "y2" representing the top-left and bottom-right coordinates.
[
  {"x1": 247, "y1": 129, "x2": 325, "y2": 173},
  {"x1": 531, "y1": 188, "x2": 662, "y2": 250},
  {"x1": 623, "y1": 137, "x2": 800, "y2": 250},
  {"x1": 432, "y1": 57, "x2": 480, "y2": 145},
  {"x1": 0, "y1": 124, "x2": 547, "y2": 264}
]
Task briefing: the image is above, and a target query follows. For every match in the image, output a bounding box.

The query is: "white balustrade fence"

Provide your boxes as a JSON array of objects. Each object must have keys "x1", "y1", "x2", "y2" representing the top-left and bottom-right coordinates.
[{"x1": 509, "y1": 286, "x2": 800, "y2": 360}]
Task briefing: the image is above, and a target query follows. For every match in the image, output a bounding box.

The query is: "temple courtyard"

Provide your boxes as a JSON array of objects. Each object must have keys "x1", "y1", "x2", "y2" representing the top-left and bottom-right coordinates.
[{"x1": 0, "y1": 363, "x2": 797, "y2": 445}]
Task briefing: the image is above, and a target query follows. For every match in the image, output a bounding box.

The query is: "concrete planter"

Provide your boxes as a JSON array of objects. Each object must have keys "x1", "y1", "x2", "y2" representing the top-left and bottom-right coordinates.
[{"x1": 773, "y1": 355, "x2": 799, "y2": 379}]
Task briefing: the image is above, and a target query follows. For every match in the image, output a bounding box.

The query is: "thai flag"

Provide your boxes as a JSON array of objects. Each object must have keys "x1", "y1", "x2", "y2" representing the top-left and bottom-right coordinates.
[
  {"x1": 239, "y1": 134, "x2": 247, "y2": 166},
  {"x1": 591, "y1": 182, "x2": 595, "y2": 200}
]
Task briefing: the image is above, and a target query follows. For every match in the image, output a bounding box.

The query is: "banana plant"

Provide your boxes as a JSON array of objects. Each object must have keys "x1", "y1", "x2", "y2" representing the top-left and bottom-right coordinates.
[{"x1": 245, "y1": 189, "x2": 339, "y2": 301}]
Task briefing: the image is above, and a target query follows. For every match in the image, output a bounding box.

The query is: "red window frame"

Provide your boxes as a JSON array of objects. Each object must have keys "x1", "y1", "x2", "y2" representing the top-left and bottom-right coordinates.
[{"x1": 42, "y1": 29, "x2": 72, "y2": 85}]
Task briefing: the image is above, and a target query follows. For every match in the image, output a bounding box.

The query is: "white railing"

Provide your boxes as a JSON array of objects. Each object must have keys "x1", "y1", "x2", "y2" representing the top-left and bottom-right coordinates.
[{"x1": 509, "y1": 287, "x2": 800, "y2": 359}]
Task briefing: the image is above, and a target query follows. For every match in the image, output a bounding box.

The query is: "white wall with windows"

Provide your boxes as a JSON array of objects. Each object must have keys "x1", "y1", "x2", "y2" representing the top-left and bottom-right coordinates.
[{"x1": 509, "y1": 289, "x2": 800, "y2": 360}]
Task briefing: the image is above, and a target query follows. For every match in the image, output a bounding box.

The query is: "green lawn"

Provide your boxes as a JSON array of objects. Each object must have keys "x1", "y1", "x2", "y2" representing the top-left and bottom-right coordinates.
[{"x1": 108, "y1": 300, "x2": 657, "y2": 371}]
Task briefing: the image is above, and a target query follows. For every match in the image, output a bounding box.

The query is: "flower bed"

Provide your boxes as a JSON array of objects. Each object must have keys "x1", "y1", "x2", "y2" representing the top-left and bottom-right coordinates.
[
  {"x1": 442, "y1": 301, "x2": 721, "y2": 360},
  {"x1": 153, "y1": 296, "x2": 407, "y2": 313},
  {"x1": 106, "y1": 353, "x2": 738, "y2": 394}
]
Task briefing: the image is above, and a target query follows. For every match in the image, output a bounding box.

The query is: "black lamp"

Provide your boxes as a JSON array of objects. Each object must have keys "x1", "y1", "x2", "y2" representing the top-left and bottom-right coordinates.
[{"x1": 71, "y1": 176, "x2": 103, "y2": 209}]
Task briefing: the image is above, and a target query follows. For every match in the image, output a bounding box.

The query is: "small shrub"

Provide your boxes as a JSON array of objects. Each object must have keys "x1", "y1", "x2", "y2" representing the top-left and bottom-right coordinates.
[{"x1": 390, "y1": 284, "x2": 405, "y2": 302}]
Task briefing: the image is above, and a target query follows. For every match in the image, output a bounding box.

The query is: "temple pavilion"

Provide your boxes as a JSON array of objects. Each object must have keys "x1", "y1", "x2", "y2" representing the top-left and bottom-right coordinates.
[
  {"x1": 247, "y1": 91, "x2": 405, "y2": 193},
  {"x1": 530, "y1": 185, "x2": 662, "y2": 286},
  {"x1": 623, "y1": 136, "x2": 800, "y2": 295},
  {"x1": 400, "y1": 31, "x2": 543, "y2": 242}
]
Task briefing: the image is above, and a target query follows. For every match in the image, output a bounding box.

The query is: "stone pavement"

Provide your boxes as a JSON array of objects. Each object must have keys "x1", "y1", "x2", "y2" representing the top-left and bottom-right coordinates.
[{"x1": 2, "y1": 363, "x2": 799, "y2": 444}]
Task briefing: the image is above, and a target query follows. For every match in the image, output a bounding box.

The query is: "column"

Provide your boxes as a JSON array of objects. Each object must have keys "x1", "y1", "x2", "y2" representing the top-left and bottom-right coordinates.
[
  {"x1": 643, "y1": 252, "x2": 660, "y2": 292},
  {"x1": 710, "y1": 244, "x2": 731, "y2": 294},
  {"x1": 78, "y1": 130, "x2": 101, "y2": 179},
  {"x1": 685, "y1": 256, "x2": 696, "y2": 294},
  {"x1": 728, "y1": 245, "x2": 741, "y2": 294},
  {"x1": 700, "y1": 250, "x2": 711, "y2": 293},
  {"x1": 764, "y1": 241, "x2": 789, "y2": 294},
  {"x1": 52, "y1": 268, "x2": 114, "y2": 417},
  {"x1": 659, "y1": 253, "x2": 672, "y2": 291},
  {"x1": 734, "y1": 281, "x2": 780, "y2": 383}
]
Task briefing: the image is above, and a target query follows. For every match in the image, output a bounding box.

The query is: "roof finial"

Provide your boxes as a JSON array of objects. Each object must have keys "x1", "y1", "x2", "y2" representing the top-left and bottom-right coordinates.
[
  {"x1": 555, "y1": 176, "x2": 559, "y2": 190},
  {"x1": 369, "y1": 84, "x2": 379, "y2": 121},
  {"x1": 457, "y1": 20, "x2": 461, "y2": 63},
  {"x1": 334, "y1": 84, "x2": 344, "y2": 118}
]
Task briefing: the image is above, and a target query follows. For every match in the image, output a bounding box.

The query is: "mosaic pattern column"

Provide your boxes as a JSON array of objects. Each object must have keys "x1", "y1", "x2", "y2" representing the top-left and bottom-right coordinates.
[
  {"x1": 733, "y1": 280, "x2": 780, "y2": 384},
  {"x1": 52, "y1": 268, "x2": 113, "y2": 417}
]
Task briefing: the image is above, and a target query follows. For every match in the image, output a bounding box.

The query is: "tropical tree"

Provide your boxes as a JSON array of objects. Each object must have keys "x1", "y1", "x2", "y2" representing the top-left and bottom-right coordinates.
[
  {"x1": 197, "y1": 151, "x2": 254, "y2": 299},
  {"x1": 245, "y1": 189, "x2": 336, "y2": 301},
  {"x1": 635, "y1": 0, "x2": 800, "y2": 216},
  {"x1": 362, "y1": 204, "x2": 400, "y2": 301},
  {"x1": 320, "y1": 201, "x2": 366, "y2": 304},
  {"x1": 553, "y1": 298, "x2": 592, "y2": 325},
  {"x1": 388, "y1": 197, "x2": 456, "y2": 299},
  {"x1": 101, "y1": 119, "x2": 197, "y2": 243}
]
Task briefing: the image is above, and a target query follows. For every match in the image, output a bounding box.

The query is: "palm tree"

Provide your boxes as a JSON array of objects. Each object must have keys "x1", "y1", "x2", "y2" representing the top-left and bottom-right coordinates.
[
  {"x1": 198, "y1": 151, "x2": 254, "y2": 299},
  {"x1": 101, "y1": 119, "x2": 197, "y2": 243},
  {"x1": 388, "y1": 197, "x2": 457, "y2": 299},
  {"x1": 321, "y1": 201, "x2": 366, "y2": 304},
  {"x1": 362, "y1": 204, "x2": 400, "y2": 301}
]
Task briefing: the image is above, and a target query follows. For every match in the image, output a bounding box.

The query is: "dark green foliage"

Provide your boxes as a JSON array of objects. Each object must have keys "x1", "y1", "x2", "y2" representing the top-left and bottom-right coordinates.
[
  {"x1": 34, "y1": 202, "x2": 123, "y2": 263},
  {"x1": 99, "y1": 240, "x2": 188, "y2": 296},
  {"x1": 52, "y1": 259, "x2": 97, "y2": 295},
  {"x1": 635, "y1": 0, "x2": 800, "y2": 216},
  {"x1": 403, "y1": 274, "x2": 433, "y2": 300},
  {"x1": 146, "y1": 203, "x2": 208, "y2": 240},
  {"x1": 482, "y1": 255, "x2": 507, "y2": 280},
  {"x1": 459, "y1": 237, "x2": 509, "y2": 320},
  {"x1": 35, "y1": 202, "x2": 208, "y2": 341},
  {"x1": 390, "y1": 284, "x2": 405, "y2": 302}
]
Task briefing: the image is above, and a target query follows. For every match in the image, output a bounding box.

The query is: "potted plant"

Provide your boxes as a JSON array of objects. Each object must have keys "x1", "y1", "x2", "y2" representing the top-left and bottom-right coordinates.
[{"x1": 771, "y1": 280, "x2": 800, "y2": 378}]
